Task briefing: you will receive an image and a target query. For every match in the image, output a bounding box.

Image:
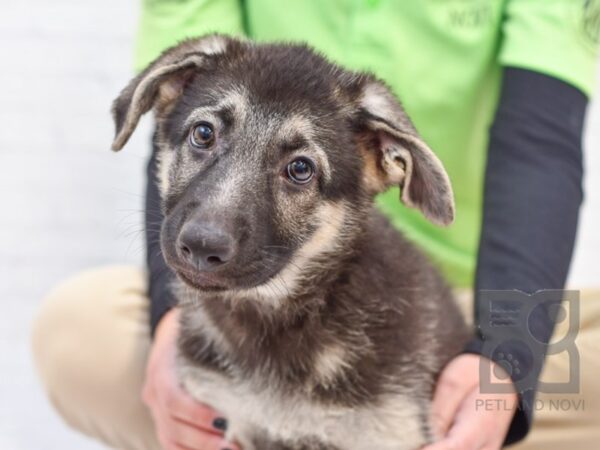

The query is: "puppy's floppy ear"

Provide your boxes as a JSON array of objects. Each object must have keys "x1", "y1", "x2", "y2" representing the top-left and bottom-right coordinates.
[
  {"x1": 356, "y1": 79, "x2": 455, "y2": 226},
  {"x1": 111, "y1": 34, "x2": 231, "y2": 151}
]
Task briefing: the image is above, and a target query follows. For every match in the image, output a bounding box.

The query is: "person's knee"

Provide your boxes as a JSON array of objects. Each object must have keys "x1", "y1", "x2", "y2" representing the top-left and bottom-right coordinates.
[
  {"x1": 31, "y1": 266, "x2": 148, "y2": 418},
  {"x1": 32, "y1": 270, "x2": 93, "y2": 399},
  {"x1": 31, "y1": 266, "x2": 158, "y2": 449}
]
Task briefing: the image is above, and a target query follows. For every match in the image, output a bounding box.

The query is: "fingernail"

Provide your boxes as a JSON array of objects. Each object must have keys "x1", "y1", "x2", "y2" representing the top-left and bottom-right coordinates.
[{"x1": 212, "y1": 417, "x2": 228, "y2": 431}]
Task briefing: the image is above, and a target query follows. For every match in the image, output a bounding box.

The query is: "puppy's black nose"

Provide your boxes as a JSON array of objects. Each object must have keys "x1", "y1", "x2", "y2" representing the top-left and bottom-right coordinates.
[{"x1": 177, "y1": 222, "x2": 235, "y2": 270}]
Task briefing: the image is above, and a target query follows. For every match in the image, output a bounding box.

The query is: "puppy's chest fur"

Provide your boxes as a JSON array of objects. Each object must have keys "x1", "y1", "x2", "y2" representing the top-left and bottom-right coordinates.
[
  {"x1": 177, "y1": 302, "x2": 429, "y2": 450},
  {"x1": 175, "y1": 213, "x2": 469, "y2": 450}
]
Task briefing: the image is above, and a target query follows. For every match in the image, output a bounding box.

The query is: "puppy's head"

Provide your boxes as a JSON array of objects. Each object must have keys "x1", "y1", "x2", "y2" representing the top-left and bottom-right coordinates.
[{"x1": 112, "y1": 35, "x2": 454, "y2": 294}]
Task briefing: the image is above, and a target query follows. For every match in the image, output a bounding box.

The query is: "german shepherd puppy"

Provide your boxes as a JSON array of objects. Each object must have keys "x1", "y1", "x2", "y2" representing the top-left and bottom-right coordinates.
[{"x1": 112, "y1": 35, "x2": 470, "y2": 450}]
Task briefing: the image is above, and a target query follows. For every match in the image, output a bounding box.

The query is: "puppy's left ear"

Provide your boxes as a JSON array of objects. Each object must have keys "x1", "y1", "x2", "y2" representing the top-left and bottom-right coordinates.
[{"x1": 356, "y1": 79, "x2": 455, "y2": 226}]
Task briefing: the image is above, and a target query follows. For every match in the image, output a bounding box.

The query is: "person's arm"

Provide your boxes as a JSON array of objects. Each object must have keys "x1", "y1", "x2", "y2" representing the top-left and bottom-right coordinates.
[
  {"x1": 424, "y1": 68, "x2": 588, "y2": 450},
  {"x1": 145, "y1": 140, "x2": 177, "y2": 336},
  {"x1": 472, "y1": 67, "x2": 586, "y2": 443}
]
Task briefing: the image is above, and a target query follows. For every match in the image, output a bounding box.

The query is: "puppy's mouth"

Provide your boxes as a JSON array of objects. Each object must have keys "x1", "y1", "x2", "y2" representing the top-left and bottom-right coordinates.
[
  {"x1": 172, "y1": 255, "x2": 289, "y2": 293},
  {"x1": 175, "y1": 269, "x2": 229, "y2": 292}
]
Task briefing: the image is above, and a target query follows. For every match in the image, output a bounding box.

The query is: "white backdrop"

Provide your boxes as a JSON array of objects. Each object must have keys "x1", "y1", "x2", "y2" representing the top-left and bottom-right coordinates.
[{"x1": 0, "y1": 1, "x2": 598, "y2": 449}]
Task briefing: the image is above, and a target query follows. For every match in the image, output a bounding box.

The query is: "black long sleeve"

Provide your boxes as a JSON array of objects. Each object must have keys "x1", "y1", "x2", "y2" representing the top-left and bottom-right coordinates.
[
  {"x1": 145, "y1": 138, "x2": 176, "y2": 336},
  {"x1": 467, "y1": 68, "x2": 587, "y2": 445}
]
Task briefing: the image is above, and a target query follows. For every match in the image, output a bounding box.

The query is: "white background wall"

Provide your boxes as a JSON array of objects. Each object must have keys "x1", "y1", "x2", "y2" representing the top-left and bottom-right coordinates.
[{"x1": 0, "y1": 1, "x2": 598, "y2": 449}]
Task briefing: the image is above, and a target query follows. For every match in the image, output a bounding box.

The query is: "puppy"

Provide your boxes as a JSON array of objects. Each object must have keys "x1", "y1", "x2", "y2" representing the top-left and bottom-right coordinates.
[{"x1": 112, "y1": 35, "x2": 470, "y2": 450}]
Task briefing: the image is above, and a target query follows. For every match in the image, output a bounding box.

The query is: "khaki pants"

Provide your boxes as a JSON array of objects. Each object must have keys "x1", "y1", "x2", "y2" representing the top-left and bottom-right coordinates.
[{"x1": 32, "y1": 266, "x2": 600, "y2": 450}]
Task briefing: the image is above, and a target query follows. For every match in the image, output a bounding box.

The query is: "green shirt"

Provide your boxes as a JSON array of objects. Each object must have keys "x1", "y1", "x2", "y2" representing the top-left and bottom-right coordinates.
[{"x1": 135, "y1": 0, "x2": 599, "y2": 287}]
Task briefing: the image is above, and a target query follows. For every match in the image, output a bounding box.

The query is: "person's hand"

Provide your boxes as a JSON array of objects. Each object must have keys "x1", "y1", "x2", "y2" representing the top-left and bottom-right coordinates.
[
  {"x1": 143, "y1": 308, "x2": 240, "y2": 450},
  {"x1": 422, "y1": 354, "x2": 518, "y2": 450}
]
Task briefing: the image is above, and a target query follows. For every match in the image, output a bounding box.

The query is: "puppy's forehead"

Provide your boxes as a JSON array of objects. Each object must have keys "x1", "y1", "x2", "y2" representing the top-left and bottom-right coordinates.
[
  {"x1": 184, "y1": 87, "x2": 249, "y2": 127},
  {"x1": 213, "y1": 44, "x2": 350, "y2": 112},
  {"x1": 276, "y1": 114, "x2": 315, "y2": 141},
  {"x1": 184, "y1": 85, "x2": 323, "y2": 144}
]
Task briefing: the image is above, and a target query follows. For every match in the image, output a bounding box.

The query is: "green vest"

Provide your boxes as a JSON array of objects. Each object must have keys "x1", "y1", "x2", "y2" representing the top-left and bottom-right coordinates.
[{"x1": 135, "y1": 0, "x2": 599, "y2": 286}]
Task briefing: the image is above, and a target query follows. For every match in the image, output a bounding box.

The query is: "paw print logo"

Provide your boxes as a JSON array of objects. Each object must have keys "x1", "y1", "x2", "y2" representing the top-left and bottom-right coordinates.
[
  {"x1": 494, "y1": 352, "x2": 521, "y2": 379},
  {"x1": 489, "y1": 339, "x2": 532, "y2": 386}
]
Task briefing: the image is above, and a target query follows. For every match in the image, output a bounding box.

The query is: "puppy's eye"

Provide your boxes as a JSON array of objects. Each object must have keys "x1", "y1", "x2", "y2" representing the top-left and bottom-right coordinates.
[
  {"x1": 189, "y1": 122, "x2": 215, "y2": 149},
  {"x1": 286, "y1": 158, "x2": 314, "y2": 184}
]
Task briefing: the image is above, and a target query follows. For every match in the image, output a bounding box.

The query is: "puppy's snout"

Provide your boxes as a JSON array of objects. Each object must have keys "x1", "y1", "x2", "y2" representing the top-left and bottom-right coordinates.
[{"x1": 177, "y1": 221, "x2": 236, "y2": 271}]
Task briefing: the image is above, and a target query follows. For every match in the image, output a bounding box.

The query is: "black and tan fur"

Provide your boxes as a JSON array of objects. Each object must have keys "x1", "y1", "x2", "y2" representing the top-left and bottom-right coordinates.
[{"x1": 112, "y1": 35, "x2": 470, "y2": 450}]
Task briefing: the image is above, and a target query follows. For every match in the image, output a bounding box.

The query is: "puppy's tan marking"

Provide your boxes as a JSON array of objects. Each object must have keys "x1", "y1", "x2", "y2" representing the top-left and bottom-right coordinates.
[
  {"x1": 313, "y1": 343, "x2": 354, "y2": 386},
  {"x1": 277, "y1": 115, "x2": 332, "y2": 183},
  {"x1": 234, "y1": 201, "x2": 347, "y2": 305}
]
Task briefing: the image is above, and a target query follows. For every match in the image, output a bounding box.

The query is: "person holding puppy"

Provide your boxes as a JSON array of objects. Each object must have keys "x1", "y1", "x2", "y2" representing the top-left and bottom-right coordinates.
[{"x1": 33, "y1": 1, "x2": 600, "y2": 450}]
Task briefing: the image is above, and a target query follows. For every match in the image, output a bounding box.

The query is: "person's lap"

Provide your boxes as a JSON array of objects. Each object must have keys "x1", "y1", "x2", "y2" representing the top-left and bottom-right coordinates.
[
  {"x1": 31, "y1": 266, "x2": 600, "y2": 450},
  {"x1": 32, "y1": 266, "x2": 160, "y2": 450}
]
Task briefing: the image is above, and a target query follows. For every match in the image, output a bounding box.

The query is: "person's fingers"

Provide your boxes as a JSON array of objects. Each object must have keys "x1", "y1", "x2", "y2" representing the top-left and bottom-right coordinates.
[
  {"x1": 421, "y1": 424, "x2": 484, "y2": 450},
  {"x1": 425, "y1": 356, "x2": 517, "y2": 450},
  {"x1": 430, "y1": 361, "x2": 479, "y2": 437},
  {"x1": 168, "y1": 442, "x2": 238, "y2": 450},
  {"x1": 423, "y1": 436, "x2": 482, "y2": 450},
  {"x1": 442, "y1": 388, "x2": 509, "y2": 450},
  {"x1": 169, "y1": 444, "x2": 223, "y2": 450},
  {"x1": 421, "y1": 441, "x2": 456, "y2": 450},
  {"x1": 424, "y1": 387, "x2": 499, "y2": 450},
  {"x1": 442, "y1": 413, "x2": 486, "y2": 450},
  {"x1": 162, "y1": 383, "x2": 227, "y2": 433},
  {"x1": 159, "y1": 414, "x2": 238, "y2": 450},
  {"x1": 421, "y1": 433, "x2": 480, "y2": 450},
  {"x1": 451, "y1": 377, "x2": 516, "y2": 450}
]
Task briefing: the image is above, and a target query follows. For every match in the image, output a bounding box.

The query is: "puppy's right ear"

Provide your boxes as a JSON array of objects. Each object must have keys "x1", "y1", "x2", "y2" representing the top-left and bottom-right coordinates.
[{"x1": 111, "y1": 35, "x2": 230, "y2": 151}]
